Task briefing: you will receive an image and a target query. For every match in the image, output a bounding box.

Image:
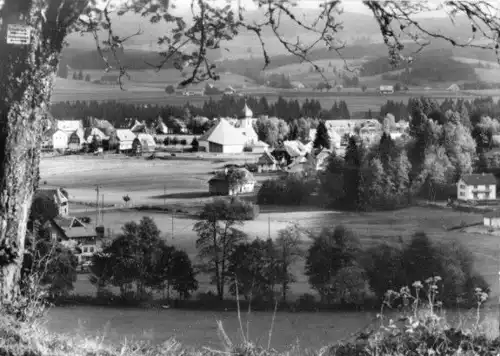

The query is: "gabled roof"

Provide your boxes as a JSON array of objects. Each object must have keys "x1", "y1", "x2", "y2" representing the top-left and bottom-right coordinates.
[
  {"x1": 130, "y1": 119, "x2": 147, "y2": 133},
  {"x1": 198, "y1": 119, "x2": 247, "y2": 146},
  {"x1": 258, "y1": 151, "x2": 277, "y2": 165},
  {"x1": 85, "y1": 127, "x2": 108, "y2": 142},
  {"x1": 209, "y1": 168, "x2": 256, "y2": 184},
  {"x1": 116, "y1": 129, "x2": 136, "y2": 142},
  {"x1": 282, "y1": 140, "x2": 307, "y2": 157},
  {"x1": 51, "y1": 216, "x2": 97, "y2": 239},
  {"x1": 460, "y1": 173, "x2": 497, "y2": 185},
  {"x1": 137, "y1": 133, "x2": 156, "y2": 147},
  {"x1": 57, "y1": 120, "x2": 83, "y2": 133},
  {"x1": 156, "y1": 122, "x2": 170, "y2": 134}
]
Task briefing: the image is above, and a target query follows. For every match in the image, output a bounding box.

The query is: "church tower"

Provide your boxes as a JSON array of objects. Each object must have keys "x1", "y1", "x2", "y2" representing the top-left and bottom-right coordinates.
[{"x1": 240, "y1": 101, "x2": 253, "y2": 128}]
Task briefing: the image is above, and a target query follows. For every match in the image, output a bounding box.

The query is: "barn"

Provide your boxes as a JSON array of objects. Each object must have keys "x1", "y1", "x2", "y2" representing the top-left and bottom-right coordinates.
[
  {"x1": 208, "y1": 168, "x2": 256, "y2": 196},
  {"x1": 198, "y1": 118, "x2": 247, "y2": 153}
]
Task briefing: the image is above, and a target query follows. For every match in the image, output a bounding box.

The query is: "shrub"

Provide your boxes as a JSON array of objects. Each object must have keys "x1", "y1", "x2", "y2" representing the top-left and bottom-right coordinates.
[
  {"x1": 180, "y1": 139, "x2": 187, "y2": 145},
  {"x1": 257, "y1": 173, "x2": 317, "y2": 205},
  {"x1": 226, "y1": 197, "x2": 259, "y2": 220},
  {"x1": 191, "y1": 137, "x2": 199, "y2": 151},
  {"x1": 172, "y1": 136, "x2": 179, "y2": 145},
  {"x1": 244, "y1": 163, "x2": 258, "y2": 173},
  {"x1": 243, "y1": 146, "x2": 253, "y2": 152}
]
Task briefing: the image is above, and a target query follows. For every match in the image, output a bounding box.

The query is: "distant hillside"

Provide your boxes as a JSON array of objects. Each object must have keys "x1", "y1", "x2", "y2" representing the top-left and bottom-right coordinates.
[{"x1": 359, "y1": 49, "x2": 478, "y2": 84}]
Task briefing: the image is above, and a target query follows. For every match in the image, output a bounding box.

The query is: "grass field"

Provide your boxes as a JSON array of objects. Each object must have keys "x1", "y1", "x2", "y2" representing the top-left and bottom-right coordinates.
[
  {"x1": 38, "y1": 155, "x2": 500, "y2": 350},
  {"x1": 40, "y1": 156, "x2": 500, "y2": 301}
]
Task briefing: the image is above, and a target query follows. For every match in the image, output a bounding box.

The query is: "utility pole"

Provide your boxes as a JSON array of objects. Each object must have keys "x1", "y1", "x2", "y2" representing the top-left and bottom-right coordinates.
[
  {"x1": 268, "y1": 215, "x2": 271, "y2": 239},
  {"x1": 164, "y1": 185, "x2": 166, "y2": 209},
  {"x1": 171, "y1": 210, "x2": 174, "y2": 240},
  {"x1": 95, "y1": 185, "x2": 100, "y2": 227},
  {"x1": 101, "y1": 194, "x2": 104, "y2": 226}
]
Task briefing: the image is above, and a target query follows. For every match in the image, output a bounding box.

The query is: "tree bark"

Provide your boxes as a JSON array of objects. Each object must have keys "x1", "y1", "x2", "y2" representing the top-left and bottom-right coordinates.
[{"x1": 0, "y1": 0, "x2": 70, "y2": 307}]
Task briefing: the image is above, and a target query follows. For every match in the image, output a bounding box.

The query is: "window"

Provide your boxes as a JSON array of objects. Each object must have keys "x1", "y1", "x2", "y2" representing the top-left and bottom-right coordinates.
[
  {"x1": 83, "y1": 247, "x2": 88, "y2": 253},
  {"x1": 460, "y1": 192, "x2": 465, "y2": 196},
  {"x1": 89, "y1": 247, "x2": 94, "y2": 253},
  {"x1": 473, "y1": 193, "x2": 479, "y2": 199}
]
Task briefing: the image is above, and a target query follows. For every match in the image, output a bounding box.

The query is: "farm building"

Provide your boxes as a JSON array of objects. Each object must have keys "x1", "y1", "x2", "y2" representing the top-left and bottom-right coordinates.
[
  {"x1": 379, "y1": 85, "x2": 394, "y2": 94},
  {"x1": 271, "y1": 140, "x2": 308, "y2": 165},
  {"x1": 136, "y1": 133, "x2": 157, "y2": 152},
  {"x1": 248, "y1": 141, "x2": 269, "y2": 154},
  {"x1": 87, "y1": 117, "x2": 115, "y2": 136},
  {"x1": 155, "y1": 117, "x2": 173, "y2": 134},
  {"x1": 35, "y1": 187, "x2": 70, "y2": 217},
  {"x1": 57, "y1": 119, "x2": 83, "y2": 134},
  {"x1": 198, "y1": 118, "x2": 247, "y2": 153},
  {"x1": 52, "y1": 129, "x2": 68, "y2": 150},
  {"x1": 257, "y1": 151, "x2": 278, "y2": 172},
  {"x1": 457, "y1": 173, "x2": 497, "y2": 201},
  {"x1": 208, "y1": 168, "x2": 256, "y2": 196},
  {"x1": 67, "y1": 128, "x2": 85, "y2": 151},
  {"x1": 115, "y1": 129, "x2": 136, "y2": 152},
  {"x1": 305, "y1": 148, "x2": 332, "y2": 171},
  {"x1": 130, "y1": 119, "x2": 149, "y2": 134},
  {"x1": 324, "y1": 119, "x2": 366, "y2": 137},
  {"x1": 484, "y1": 211, "x2": 500, "y2": 229},
  {"x1": 44, "y1": 216, "x2": 104, "y2": 266},
  {"x1": 85, "y1": 127, "x2": 109, "y2": 143},
  {"x1": 447, "y1": 83, "x2": 460, "y2": 92}
]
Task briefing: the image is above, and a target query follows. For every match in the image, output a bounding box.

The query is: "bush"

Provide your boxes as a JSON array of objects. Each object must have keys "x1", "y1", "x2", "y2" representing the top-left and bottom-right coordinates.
[
  {"x1": 220, "y1": 197, "x2": 259, "y2": 220},
  {"x1": 257, "y1": 173, "x2": 317, "y2": 206},
  {"x1": 243, "y1": 146, "x2": 253, "y2": 152},
  {"x1": 244, "y1": 163, "x2": 258, "y2": 173}
]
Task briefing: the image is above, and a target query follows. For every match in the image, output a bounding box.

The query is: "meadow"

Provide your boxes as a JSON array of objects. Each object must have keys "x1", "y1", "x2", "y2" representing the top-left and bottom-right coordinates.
[{"x1": 37, "y1": 155, "x2": 500, "y2": 351}]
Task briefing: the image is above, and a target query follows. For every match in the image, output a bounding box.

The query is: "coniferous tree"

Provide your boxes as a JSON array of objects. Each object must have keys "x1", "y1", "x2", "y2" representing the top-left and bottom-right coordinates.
[
  {"x1": 77, "y1": 70, "x2": 84, "y2": 80},
  {"x1": 343, "y1": 137, "x2": 364, "y2": 210},
  {"x1": 313, "y1": 121, "x2": 331, "y2": 150},
  {"x1": 72, "y1": 71, "x2": 78, "y2": 80},
  {"x1": 57, "y1": 64, "x2": 68, "y2": 79}
]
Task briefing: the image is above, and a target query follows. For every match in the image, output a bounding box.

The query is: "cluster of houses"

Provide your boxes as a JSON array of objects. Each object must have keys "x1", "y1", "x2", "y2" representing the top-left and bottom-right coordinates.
[{"x1": 34, "y1": 187, "x2": 104, "y2": 271}]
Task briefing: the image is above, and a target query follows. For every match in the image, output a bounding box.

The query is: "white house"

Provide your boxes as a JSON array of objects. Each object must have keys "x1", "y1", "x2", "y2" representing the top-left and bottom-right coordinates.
[
  {"x1": 84, "y1": 127, "x2": 109, "y2": 143},
  {"x1": 324, "y1": 119, "x2": 366, "y2": 137},
  {"x1": 136, "y1": 133, "x2": 157, "y2": 152},
  {"x1": 57, "y1": 120, "x2": 83, "y2": 134},
  {"x1": 484, "y1": 211, "x2": 500, "y2": 229},
  {"x1": 198, "y1": 118, "x2": 247, "y2": 153},
  {"x1": 115, "y1": 129, "x2": 136, "y2": 152},
  {"x1": 379, "y1": 85, "x2": 394, "y2": 94},
  {"x1": 457, "y1": 173, "x2": 497, "y2": 201},
  {"x1": 52, "y1": 129, "x2": 68, "y2": 150}
]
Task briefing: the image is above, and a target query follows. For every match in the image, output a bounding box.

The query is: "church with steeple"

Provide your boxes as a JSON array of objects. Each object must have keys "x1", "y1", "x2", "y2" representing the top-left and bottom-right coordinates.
[{"x1": 234, "y1": 102, "x2": 259, "y2": 145}]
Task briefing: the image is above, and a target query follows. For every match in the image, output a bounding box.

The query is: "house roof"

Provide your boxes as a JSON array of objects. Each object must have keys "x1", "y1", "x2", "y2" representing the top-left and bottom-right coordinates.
[
  {"x1": 137, "y1": 133, "x2": 156, "y2": 147},
  {"x1": 258, "y1": 151, "x2": 277, "y2": 165},
  {"x1": 283, "y1": 140, "x2": 307, "y2": 157},
  {"x1": 209, "y1": 168, "x2": 256, "y2": 184},
  {"x1": 484, "y1": 210, "x2": 500, "y2": 219},
  {"x1": 116, "y1": 129, "x2": 136, "y2": 142},
  {"x1": 57, "y1": 120, "x2": 83, "y2": 133},
  {"x1": 198, "y1": 118, "x2": 247, "y2": 146},
  {"x1": 85, "y1": 127, "x2": 108, "y2": 142},
  {"x1": 52, "y1": 216, "x2": 97, "y2": 239},
  {"x1": 130, "y1": 119, "x2": 147, "y2": 133},
  {"x1": 460, "y1": 173, "x2": 497, "y2": 185},
  {"x1": 156, "y1": 121, "x2": 170, "y2": 134}
]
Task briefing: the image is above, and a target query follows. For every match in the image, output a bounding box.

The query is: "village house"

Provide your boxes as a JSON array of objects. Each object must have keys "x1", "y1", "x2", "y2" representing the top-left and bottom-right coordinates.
[
  {"x1": 249, "y1": 141, "x2": 269, "y2": 154},
  {"x1": 100, "y1": 75, "x2": 119, "y2": 85},
  {"x1": 324, "y1": 119, "x2": 366, "y2": 138},
  {"x1": 45, "y1": 216, "x2": 105, "y2": 268},
  {"x1": 198, "y1": 118, "x2": 247, "y2": 153},
  {"x1": 379, "y1": 85, "x2": 394, "y2": 94},
  {"x1": 457, "y1": 173, "x2": 497, "y2": 201},
  {"x1": 272, "y1": 140, "x2": 308, "y2": 165},
  {"x1": 130, "y1": 119, "x2": 150, "y2": 134},
  {"x1": 155, "y1": 117, "x2": 173, "y2": 135},
  {"x1": 51, "y1": 129, "x2": 69, "y2": 150},
  {"x1": 67, "y1": 128, "x2": 85, "y2": 151},
  {"x1": 115, "y1": 129, "x2": 136, "y2": 152},
  {"x1": 208, "y1": 168, "x2": 256, "y2": 196},
  {"x1": 136, "y1": 133, "x2": 157, "y2": 152},
  {"x1": 257, "y1": 151, "x2": 278, "y2": 172},
  {"x1": 85, "y1": 127, "x2": 109, "y2": 144},
  {"x1": 57, "y1": 119, "x2": 83, "y2": 134},
  {"x1": 35, "y1": 187, "x2": 70, "y2": 217},
  {"x1": 305, "y1": 148, "x2": 332, "y2": 171},
  {"x1": 484, "y1": 211, "x2": 500, "y2": 229}
]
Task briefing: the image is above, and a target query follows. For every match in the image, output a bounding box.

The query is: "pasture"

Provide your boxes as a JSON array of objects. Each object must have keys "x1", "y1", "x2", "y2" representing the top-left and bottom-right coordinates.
[{"x1": 39, "y1": 156, "x2": 500, "y2": 299}]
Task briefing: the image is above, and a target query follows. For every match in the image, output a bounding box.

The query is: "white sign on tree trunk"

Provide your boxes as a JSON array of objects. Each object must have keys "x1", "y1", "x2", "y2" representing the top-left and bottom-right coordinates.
[{"x1": 6, "y1": 24, "x2": 31, "y2": 45}]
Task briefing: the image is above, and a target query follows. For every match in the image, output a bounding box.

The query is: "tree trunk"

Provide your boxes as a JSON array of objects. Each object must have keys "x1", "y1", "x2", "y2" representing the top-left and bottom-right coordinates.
[{"x1": 0, "y1": 0, "x2": 69, "y2": 307}]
